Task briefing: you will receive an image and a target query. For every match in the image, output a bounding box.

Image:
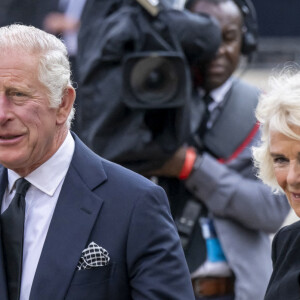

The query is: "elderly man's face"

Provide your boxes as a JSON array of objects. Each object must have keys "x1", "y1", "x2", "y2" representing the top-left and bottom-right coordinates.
[
  {"x1": 270, "y1": 125, "x2": 300, "y2": 217},
  {"x1": 0, "y1": 50, "x2": 68, "y2": 176}
]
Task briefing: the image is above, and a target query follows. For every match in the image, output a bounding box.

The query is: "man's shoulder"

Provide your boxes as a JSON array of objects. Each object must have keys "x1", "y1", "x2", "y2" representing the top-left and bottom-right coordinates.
[
  {"x1": 102, "y1": 157, "x2": 157, "y2": 188},
  {"x1": 230, "y1": 77, "x2": 260, "y2": 96},
  {"x1": 72, "y1": 133, "x2": 159, "y2": 192}
]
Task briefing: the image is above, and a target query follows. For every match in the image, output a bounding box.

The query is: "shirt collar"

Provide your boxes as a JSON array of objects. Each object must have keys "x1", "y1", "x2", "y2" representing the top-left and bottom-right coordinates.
[
  {"x1": 7, "y1": 131, "x2": 75, "y2": 196},
  {"x1": 209, "y1": 77, "x2": 233, "y2": 104}
]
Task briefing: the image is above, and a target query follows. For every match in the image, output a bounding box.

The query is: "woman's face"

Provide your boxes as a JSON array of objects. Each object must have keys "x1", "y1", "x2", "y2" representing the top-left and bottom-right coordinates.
[{"x1": 270, "y1": 125, "x2": 300, "y2": 217}]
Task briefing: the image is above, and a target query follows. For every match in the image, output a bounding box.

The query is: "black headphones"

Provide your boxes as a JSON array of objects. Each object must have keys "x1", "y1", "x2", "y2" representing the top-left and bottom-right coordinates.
[
  {"x1": 185, "y1": 0, "x2": 258, "y2": 56},
  {"x1": 232, "y1": 0, "x2": 258, "y2": 56}
]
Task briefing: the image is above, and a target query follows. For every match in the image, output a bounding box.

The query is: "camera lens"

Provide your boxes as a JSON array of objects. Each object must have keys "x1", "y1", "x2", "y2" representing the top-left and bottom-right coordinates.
[{"x1": 130, "y1": 56, "x2": 179, "y2": 105}]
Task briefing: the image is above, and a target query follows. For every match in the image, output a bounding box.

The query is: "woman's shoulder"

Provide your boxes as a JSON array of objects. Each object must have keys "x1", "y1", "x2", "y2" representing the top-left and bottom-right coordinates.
[
  {"x1": 279, "y1": 219, "x2": 300, "y2": 234},
  {"x1": 273, "y1": 220, "x2": 300, "y2": 246}
]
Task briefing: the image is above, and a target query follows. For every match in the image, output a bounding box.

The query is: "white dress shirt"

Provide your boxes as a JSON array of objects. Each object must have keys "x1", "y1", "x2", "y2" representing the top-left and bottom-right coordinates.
[
  {"x1": 207, "y1": 77, "x2": 233, "y2": 110},
  {"x1": 191, "y1": 77, "x2": 233, "y2": 133},
  {"x1": 1, "y1": 132, "x2": 75, "y2": 300}
]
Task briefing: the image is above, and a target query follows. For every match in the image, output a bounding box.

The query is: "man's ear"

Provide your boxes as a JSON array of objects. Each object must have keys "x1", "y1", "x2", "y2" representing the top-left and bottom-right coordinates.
[{"x1": 56, "y1": 86, "x2": 76, "y2": 125}]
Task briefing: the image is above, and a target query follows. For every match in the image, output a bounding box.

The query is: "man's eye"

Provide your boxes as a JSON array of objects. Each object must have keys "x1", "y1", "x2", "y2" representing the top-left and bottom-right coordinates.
[
  {"x1": 8, "y1": 91, "x2": 29, "y2": 101},
  {"x1": 223, "y1": 30, "x2": 240, "y2": 42},
  {"x1": 12, "y1": 92, "x2": 25, "y2": 97},
  {"x1": 7, "y1": 91, "x2": 29, "y2": 104}
]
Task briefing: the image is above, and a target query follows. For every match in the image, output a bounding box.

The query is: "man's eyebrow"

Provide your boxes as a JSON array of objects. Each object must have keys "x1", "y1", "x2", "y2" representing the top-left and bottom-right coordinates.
[{"x1": 5, "y1": 86, "x2": 30, "y2": 93}]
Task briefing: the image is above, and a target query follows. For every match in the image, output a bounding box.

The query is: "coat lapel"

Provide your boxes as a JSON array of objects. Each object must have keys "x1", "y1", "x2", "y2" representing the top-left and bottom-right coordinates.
[
  {"x1": 30, "y1": 136, "x2": 107, "y2": 300},
  {"x1": 0, "y1": 167, "x2": 8, "y2": 300}
]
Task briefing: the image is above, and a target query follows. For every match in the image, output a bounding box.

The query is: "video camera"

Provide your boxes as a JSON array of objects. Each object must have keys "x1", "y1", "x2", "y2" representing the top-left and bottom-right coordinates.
[
  {"x1": 77, "y1": 0, "x2": 221, "y2": 172},
  {"x1": 122, "y1": 1, "x2": 189, "y2": 110}
]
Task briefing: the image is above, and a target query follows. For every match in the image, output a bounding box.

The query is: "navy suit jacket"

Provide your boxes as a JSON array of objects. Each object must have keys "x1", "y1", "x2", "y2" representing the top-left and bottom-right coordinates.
[
  {"x1": 265, "y1": 220, "x2": 300, "y2": 300},
  {"x1": 0, "y1": 134, "x2": 194, "y2": 300}
]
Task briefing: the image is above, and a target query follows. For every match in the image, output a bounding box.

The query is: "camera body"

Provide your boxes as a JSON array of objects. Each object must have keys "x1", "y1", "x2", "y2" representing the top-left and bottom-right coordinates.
[
  {"x1": 77, "y1": 0, "x2": 221, "y2": 172},
  {"x1": 121, "y1": 1, "x2": 190, "y2": 111}
]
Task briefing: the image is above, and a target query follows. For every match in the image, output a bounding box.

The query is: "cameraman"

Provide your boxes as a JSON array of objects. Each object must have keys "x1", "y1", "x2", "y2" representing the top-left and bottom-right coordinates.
[{"x1": 148, "y1": 0, "x2": 290, "y2": 299}]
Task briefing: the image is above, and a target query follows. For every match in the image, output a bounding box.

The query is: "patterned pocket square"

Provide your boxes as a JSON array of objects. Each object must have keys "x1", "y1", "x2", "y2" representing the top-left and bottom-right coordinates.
[{"x1": 77, "y1": 241, "x2": 110, "y2": 270}]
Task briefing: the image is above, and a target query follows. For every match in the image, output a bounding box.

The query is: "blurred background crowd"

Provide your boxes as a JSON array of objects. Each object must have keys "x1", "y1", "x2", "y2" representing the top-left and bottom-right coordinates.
[{"x1": 2, "y1": 0, "x2": 295, "y2": 223}]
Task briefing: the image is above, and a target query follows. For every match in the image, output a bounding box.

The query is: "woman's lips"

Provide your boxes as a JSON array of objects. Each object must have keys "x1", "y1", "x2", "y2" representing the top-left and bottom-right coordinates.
[{"x1": 290, "y1": 192, "x2": 300, "y2": 201}]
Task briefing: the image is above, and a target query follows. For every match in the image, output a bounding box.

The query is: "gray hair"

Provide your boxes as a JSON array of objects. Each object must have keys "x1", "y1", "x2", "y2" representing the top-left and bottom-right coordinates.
[
  {"x1": 252, "y1": 67, "x2": 300, "y2": 192},
  {"x1": 0, "y1": 24, "x2": 75, "y2": 128}
]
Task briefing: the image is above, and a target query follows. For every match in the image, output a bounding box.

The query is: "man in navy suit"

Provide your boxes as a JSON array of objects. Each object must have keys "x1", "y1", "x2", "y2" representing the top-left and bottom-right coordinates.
[{"x1": 0, "y1": 24, "x2": 194, "y2": 300}]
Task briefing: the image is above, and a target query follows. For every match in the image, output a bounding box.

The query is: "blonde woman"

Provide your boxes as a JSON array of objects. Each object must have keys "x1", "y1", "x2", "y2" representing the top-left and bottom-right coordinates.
[{"x1": 253, "y1": 69, "x2": 300, "y2": 300}]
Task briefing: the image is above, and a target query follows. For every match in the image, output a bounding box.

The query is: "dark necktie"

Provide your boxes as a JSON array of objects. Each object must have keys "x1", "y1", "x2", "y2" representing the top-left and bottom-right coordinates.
[
  {"x1": 1, "y1": 178, "x2": 30, "y2": 300},
  {"x1": 197, "y1": 93, "x2": 214, "y2": 138}
]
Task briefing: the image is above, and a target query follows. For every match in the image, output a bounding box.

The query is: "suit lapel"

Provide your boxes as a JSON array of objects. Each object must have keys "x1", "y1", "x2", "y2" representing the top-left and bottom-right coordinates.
[
  {"x1": 0, "y1": 167, "x2": 8, "y2": 300},
  {"x1": 30, "y1": 136, "x2": 107, "y2": 300}
]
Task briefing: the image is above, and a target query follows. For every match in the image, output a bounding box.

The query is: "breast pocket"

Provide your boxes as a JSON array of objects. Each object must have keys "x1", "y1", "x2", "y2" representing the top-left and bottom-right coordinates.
[
  {"x1": 71, "y1": 263, "x2": 114, "y2": 286},
  {"x1": 65, "y1": 263, "x2": 116, "y2": 300}
]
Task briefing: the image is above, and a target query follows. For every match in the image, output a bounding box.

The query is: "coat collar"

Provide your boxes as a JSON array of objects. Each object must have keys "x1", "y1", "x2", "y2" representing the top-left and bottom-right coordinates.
[
  {"x1": 0, "y1": 133, "x2": 105, "y2": 300},
  {"x1": 0, "y1": 167, "x2": 8, "y2": 300},
  {"x1": 29, "y1": 133, "x2": 107, "y2": 300}
]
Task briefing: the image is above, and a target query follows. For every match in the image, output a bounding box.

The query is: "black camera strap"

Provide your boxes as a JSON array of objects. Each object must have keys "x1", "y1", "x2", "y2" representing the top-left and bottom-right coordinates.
[
  {"x1": 175, "y1": 198, "x2": 206, "y2": 250},
  {"x1": 203, "y1": 79, "x2": 259, "y2": 160},
  {"x1": 177, "y1": 199, "x2": 207, "y2": 272}
]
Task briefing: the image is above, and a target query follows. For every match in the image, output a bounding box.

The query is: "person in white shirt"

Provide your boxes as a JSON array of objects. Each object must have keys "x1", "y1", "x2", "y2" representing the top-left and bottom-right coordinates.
[{"x1": 0, "y1": 24, "x2": 194, "y2": 300}]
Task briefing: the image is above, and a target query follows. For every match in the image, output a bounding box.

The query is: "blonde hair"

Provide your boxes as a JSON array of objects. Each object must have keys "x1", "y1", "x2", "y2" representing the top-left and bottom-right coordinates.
[{"x1": 253, "y1": 67, "x2": 300, "y2": 191}]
